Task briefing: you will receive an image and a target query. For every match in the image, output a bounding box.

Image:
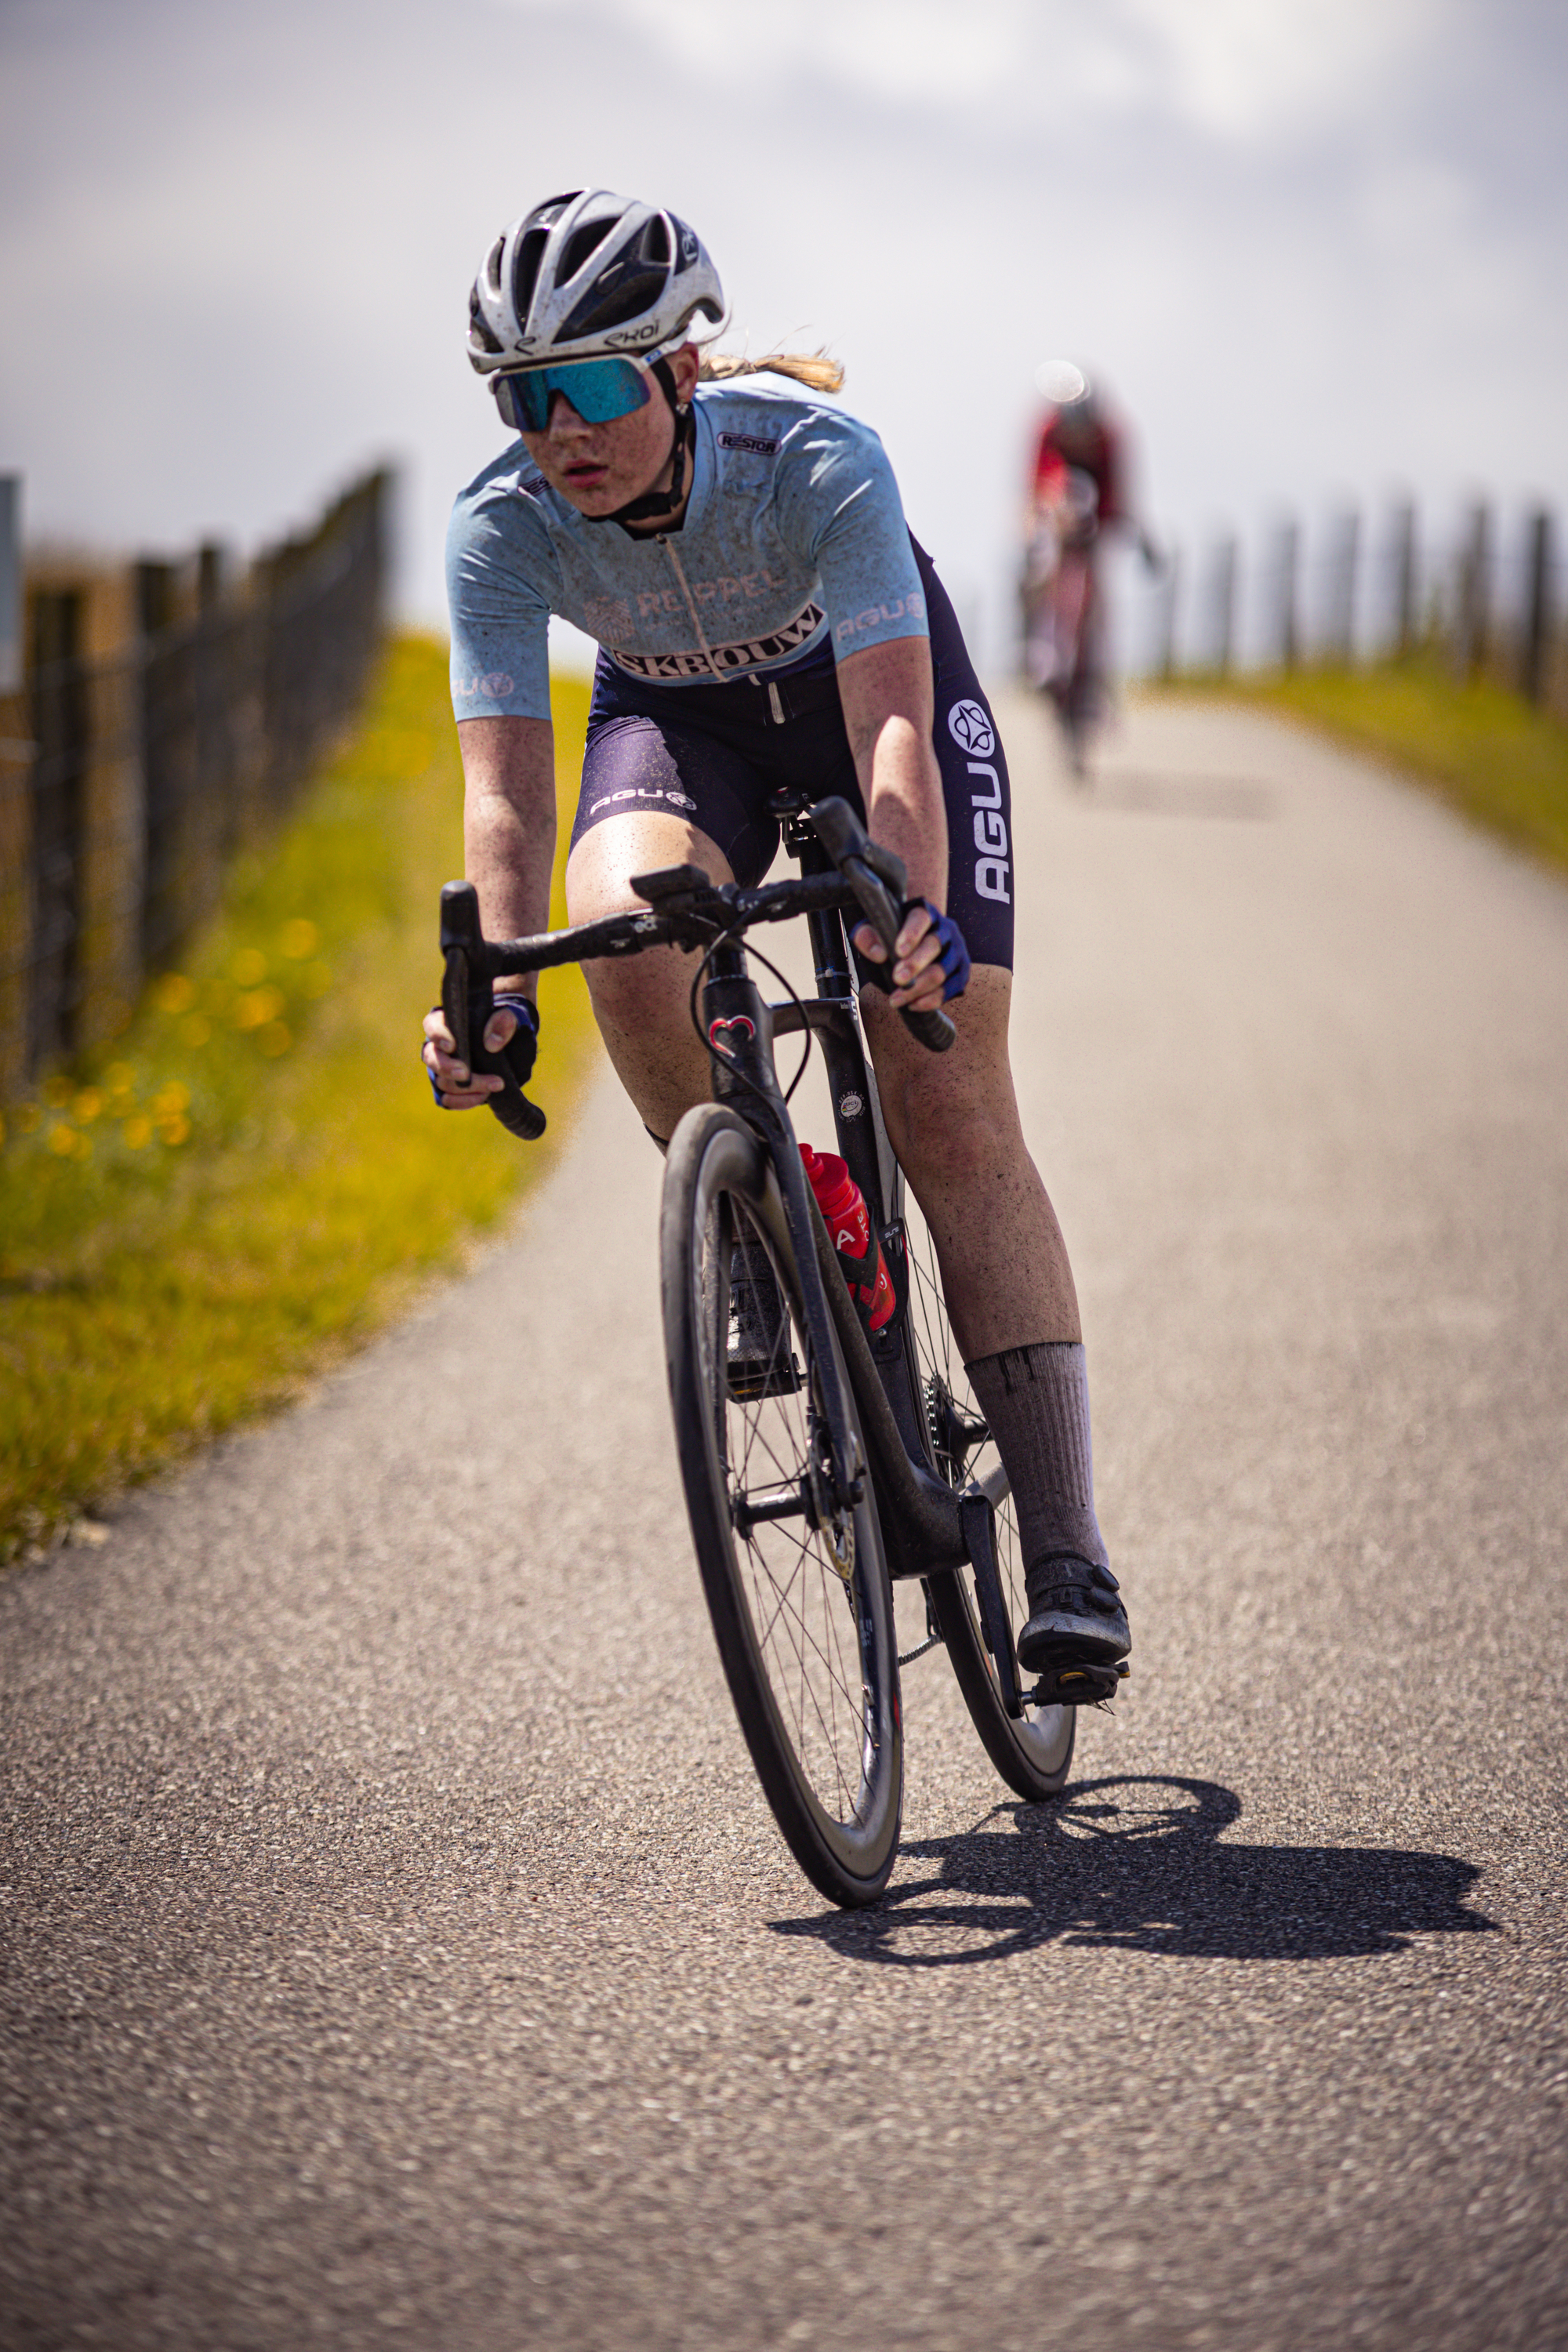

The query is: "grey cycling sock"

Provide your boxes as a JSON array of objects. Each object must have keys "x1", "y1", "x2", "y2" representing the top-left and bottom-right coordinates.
[{"x1": 964, "y1": 1341, "x2": 1108, "y2": 1570}]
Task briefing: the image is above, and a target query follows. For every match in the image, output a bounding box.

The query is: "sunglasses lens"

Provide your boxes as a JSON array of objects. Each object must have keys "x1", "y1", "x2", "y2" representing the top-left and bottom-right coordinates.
[
  {"x1": 497, "y1": 358, "x2": 651, "y2": 434},
  {"x1": 564, "y1": 359, "x2": 652, "y2": 422}
]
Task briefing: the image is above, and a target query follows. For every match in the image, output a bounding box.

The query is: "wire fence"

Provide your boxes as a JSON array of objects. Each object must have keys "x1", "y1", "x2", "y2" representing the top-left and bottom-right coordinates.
[
  {"x1": 1130, "y1": 495, "x2": 1566, "y2": 718},
  {"x1": 0, "y1": 468, "x2": 390, "y2": 1099}
]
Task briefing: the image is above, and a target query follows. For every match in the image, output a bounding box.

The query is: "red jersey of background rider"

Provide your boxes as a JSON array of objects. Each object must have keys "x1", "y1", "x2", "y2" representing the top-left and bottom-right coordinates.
[{"x1": 1032, "y1": 411, "x2": 1126, "y2": 527}]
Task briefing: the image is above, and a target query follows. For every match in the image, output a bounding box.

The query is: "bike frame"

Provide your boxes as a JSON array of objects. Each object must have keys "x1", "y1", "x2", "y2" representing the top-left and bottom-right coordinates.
[{"x1": 438, "y1": 813, "x2": 1027, "y2": 1714}]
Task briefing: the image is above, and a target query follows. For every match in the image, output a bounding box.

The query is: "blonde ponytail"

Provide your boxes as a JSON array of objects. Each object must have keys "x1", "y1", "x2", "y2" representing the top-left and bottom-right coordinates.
[{"x1": 698, "y1": 348, "x2": 845, "y2": 395}]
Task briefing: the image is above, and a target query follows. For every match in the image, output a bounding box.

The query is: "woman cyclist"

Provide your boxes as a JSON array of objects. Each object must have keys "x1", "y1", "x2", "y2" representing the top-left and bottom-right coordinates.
[{"x1": 422, "y1": 187, "x2": 1131, "y2": 1702}]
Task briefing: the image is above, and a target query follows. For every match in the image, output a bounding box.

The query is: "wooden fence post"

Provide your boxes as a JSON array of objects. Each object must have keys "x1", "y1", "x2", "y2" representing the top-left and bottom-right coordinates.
[
  {"x1": 1157, "y1": 546, "x2": 1181, "y2": 681},
  {"x1": 0, "y1": 477, "x2": 27, "y2": 1101},
  {"x1": 76, "y1": 568, "x2": 143, "y2": 1051},
  {"x1": 1328, "y1": 509, "x2": 1359, "y2": 664},
  {"x1": 1275, "y1": 519, "x2": 1299, "y2": 670},
  {"x1": 1519, "y1": 509, "x2": 1553, "y2": 707},
  {"x1": 1210, "y1": 536, "x2": 1236, "y2": 676},
  {"x1": 1453, "y1": 501, "x2": 1490, "y2": 681},
  {"x1": 1390, "y1": 499, "x2": 1417, "y2": 657}
]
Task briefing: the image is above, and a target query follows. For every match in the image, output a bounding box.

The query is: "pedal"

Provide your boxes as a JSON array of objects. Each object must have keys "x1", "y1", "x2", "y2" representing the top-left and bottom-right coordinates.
[
  {"x1": 1025, "y1": 1658, "x2": 1130, "y2": 1708},
  {"x1": 727, "y1": 1353, "x2": 803, "y2": 1402}
]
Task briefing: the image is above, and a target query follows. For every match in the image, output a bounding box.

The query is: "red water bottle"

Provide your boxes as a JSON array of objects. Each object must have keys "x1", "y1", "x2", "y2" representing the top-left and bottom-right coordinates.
[{"x1": 800, "y1": 1144, "x2": 897, "y2": 1332}]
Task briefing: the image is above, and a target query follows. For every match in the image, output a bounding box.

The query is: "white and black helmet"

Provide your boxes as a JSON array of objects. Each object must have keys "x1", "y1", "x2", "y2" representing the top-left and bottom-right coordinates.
[{"x1": 467, "y1": 189, "x2": 725, "y2": 376}]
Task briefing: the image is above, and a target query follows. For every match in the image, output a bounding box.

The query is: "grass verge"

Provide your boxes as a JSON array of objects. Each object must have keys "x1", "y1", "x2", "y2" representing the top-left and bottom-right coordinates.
[
  {"x1": 1163, "y1": 658, "x2": 1568, "y2": 878},
  {"x1": 0, "y1": 636, "x2": 599, "y2": 1563}
]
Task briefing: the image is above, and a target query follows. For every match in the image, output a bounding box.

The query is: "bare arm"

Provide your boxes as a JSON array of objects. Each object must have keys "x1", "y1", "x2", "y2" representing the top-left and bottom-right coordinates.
[
  {"x1": 422, "y1": 714, "x2": 556, "y2": 1105},
  {"x1": 834, "y1": 634, "x2": 951, "y2": 1013}
]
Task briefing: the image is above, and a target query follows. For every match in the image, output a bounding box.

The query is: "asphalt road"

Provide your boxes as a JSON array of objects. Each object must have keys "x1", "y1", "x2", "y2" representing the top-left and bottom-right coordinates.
[{"x1": 4, "y1": 691, "x2": 1567, "y2": 2350}]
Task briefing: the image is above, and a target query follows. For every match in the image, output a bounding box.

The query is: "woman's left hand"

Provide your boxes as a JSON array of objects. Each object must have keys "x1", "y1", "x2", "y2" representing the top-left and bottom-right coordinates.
[{"x1": 854, "y1": 898, "x2": 971, "y2": 1012}]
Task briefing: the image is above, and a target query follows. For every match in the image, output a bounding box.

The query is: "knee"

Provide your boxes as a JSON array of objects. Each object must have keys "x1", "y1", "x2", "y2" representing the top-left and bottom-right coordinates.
[{"x1": 893, "y1": 1076, "x2": 1025, "y2": 1193}]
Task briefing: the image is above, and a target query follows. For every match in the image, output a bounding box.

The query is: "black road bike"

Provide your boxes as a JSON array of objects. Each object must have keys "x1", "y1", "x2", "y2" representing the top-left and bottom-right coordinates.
[{"x1": 440, "y1": 793, "x2": 1076, "y2": 1908}]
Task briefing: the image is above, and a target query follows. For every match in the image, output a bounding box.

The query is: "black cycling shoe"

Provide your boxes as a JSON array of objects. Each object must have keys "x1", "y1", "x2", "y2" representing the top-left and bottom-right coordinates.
[{"x1": 1016, "y1": 1553, "x2": 1131, "y2": 1701}]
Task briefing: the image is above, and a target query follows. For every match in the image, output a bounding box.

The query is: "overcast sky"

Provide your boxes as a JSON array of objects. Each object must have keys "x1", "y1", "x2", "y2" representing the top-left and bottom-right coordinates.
[{"x1": 2, "y1": 0, "x2": 1564, "y2": 669}]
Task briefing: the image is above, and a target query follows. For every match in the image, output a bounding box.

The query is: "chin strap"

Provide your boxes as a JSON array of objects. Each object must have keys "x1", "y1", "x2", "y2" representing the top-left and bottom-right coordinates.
[{"x1": 597, "y1": 357, "x2": 695, "y2": 532}]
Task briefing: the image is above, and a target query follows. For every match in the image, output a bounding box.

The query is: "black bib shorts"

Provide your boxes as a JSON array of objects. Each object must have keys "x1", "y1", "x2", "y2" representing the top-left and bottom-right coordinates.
[{"x1": 568, "y1": 537, "x2": 1016, "y2": 971}]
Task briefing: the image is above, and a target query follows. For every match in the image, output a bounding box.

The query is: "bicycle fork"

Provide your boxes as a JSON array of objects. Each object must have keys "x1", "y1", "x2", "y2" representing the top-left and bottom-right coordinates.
[{"x1": 699, "y1": 947, "x2": 865, "y2": 1524}]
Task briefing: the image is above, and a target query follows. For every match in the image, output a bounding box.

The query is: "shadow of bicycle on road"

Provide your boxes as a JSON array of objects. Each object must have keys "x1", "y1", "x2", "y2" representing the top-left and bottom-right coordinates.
[{"x1": 770, "y1": 1777, "x2": 1499, "y2": 1968}]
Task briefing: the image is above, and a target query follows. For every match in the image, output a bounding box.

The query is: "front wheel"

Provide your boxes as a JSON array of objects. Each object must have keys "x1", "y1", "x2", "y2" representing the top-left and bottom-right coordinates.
[{"x1": 662, "y1": 1105, "x2": 902, "y2": 1908}]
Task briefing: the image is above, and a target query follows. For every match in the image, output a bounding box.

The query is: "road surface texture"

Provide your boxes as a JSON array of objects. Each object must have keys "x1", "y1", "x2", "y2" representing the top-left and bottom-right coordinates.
[{"x1": 3, "y1": 691, "x2": 1566, "y2": 2350}]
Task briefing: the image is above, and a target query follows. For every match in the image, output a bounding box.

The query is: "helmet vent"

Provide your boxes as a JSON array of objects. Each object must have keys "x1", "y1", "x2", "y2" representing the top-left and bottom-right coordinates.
[
  {"x1": 511, "y1": 227, "x2": 550, "y2": 325},
  {"x1": 641, "y1": 216, "x2": 670, "y2": 266},
  {"x1": 559, "y1": 217, "x2": 617, "y2": 283},
  {"x1": 563, "y1": 266, "x2": 668, "y2": 339},
  {"x1": 527, "y1": 193, "x2": 579, "y2": 231}
]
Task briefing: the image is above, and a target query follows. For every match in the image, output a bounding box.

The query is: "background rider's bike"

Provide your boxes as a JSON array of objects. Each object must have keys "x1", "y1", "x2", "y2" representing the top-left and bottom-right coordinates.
[
  {"x1": 439, "y1": 794, "x2": 1085, "y2": 1908},
  {"x1": 1022, "y1": 464, "x2": 1103, "y2": 778}
]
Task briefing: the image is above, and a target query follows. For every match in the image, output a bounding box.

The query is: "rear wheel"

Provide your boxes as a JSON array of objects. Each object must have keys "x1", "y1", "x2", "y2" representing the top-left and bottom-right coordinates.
[
  {"x1": 897, "y1": 1195, "x2": 1075, "y2": 1802},
  {"x1": 662, "y1": 1105, "x2": 902, "y2": 1908}
]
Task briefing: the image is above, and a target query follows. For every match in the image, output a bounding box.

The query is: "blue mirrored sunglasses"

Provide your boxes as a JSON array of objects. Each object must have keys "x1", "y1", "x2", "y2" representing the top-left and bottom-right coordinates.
[{"x1": 494, "y1": 358, "x2": 653, "y2": 434}]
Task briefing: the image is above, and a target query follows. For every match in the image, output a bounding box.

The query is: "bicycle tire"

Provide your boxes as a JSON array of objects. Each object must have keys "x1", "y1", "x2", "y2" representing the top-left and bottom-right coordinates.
[
  {"x1": 895, "y1": 1197, "x2": 1075, "y2": 1802},
  {"x1": 662, "y1": 1103, "x2": 903, "y2": 1907}
]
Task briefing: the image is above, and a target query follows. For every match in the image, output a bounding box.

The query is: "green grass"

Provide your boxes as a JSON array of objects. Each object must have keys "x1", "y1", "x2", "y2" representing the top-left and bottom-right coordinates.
[
  {"x1": 0, "y1": 637, "x2": 600, "y2": 1563},
  {"x1": 1166, "y1": 657, "x2": 1568, "y2": 878}
]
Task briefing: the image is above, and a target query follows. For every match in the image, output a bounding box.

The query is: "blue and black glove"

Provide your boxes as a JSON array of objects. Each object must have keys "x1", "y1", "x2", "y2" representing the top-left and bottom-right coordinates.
[
  {"x1": 428, "y1": 991, "x2": 539, "y2": 1111},
  {"x1": 906, "y1": 898, "x2": 971, "y2": 1002}
]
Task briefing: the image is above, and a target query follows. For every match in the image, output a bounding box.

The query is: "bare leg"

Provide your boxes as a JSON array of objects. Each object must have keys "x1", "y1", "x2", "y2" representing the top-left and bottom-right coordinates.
[
  {"x1": 564, "y1": 812, "x2": 735, "y2": 1141},
  {"x1": 861, "y1": 966, "x2": 1080, "y2": 1360}
]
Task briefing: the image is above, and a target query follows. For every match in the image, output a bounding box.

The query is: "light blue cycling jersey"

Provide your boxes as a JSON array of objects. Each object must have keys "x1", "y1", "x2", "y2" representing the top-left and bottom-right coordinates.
[{"x1": 447, "y1": 381, "x2": 928, "y2": 723}]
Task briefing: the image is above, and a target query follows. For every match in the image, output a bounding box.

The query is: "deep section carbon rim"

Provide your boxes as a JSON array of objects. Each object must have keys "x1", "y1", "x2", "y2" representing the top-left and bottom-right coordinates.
[{"x1": 663, "y1": 1109, "x2": 901, "y2": 1904}]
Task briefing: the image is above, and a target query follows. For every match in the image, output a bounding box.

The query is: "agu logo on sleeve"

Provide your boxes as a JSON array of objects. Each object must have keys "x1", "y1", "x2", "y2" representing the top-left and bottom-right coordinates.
[
  {"x1": 949, "y1": 699, "x2": 1010, "y2": 906},
  {"x1": 947, "y1": 699, "x2": 996, "y2": 759}
]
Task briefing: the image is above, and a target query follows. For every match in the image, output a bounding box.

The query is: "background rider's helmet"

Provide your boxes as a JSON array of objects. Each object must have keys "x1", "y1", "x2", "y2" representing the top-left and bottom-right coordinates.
[
  {"x1": 1036, "y1": 359, "x2": 1091, "y2": 408},
  {"x1": 466, "y1": 189, "x2": 726, "y2": 376}
]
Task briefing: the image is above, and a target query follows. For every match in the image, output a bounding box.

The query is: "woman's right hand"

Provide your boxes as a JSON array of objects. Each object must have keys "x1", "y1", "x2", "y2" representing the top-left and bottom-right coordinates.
[{"x1": 422, "y1": 1002, "x2": 522, "y2": 1109}]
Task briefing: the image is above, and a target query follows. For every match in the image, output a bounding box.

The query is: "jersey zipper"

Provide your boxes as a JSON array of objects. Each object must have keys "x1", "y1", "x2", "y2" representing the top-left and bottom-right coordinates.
[{"x1": 655, "y1": 533, "x2": 722, "y2": 681}]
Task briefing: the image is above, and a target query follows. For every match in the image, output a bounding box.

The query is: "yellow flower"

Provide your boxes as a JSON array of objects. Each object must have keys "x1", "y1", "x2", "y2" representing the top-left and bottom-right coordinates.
[
  {"x1": 280, "y1": 918, "x2": 319, "y2": 959},
  {"x1": 234, "y1": 985, "x2": 286, "y2": 1030},
  {"x1": 153, "y1": 973, "x2": 196, "y2": 1014},
  {"x1": 151, "y1": 1080, "x2": 191, "y2": 1114},
  {"x1": 124, "y1": 1116, "x2": 152, "y2": 1149},
  {"x1": 46, "y1": 1123, "x2": 77, "y2": 1156},
  {"x1": 232, "y1": 947, "x2": 268, "y2": 986},
  {"x1": 158, "y1": 1113, "x2": 192, "y2": 1146},
  {"x1": 74, "y1": 1088, "x2": 104, "y2": 1123},
  {"x1": 259, "y1": 1022, "x2": 292, "y2": 1057}
]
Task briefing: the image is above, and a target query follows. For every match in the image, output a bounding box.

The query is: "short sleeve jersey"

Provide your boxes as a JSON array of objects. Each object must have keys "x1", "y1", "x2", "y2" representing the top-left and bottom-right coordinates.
[{"x1": 447, "y1": 381, "x2": 928, "y2": 721}]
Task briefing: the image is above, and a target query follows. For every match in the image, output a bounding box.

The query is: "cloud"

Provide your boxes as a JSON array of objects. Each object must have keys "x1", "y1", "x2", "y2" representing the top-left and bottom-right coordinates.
[
  {"x1": 1, "y1": 0, "x2": 1564, "y2": 670},
  {"x1": 514, "y1": 0, "x2": 1448, "y2": 140}
]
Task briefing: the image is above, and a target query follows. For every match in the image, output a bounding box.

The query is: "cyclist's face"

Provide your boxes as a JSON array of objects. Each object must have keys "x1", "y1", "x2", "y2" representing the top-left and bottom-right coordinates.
[{"x1": 519, "y1": 343, "x2": 699, "y2": 517}]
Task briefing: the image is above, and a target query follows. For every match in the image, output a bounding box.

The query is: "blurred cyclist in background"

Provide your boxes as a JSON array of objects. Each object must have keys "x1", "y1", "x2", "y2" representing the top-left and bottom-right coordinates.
[{"x1": 1022, "y1": 362, "x2": 1157, "y2": 778}]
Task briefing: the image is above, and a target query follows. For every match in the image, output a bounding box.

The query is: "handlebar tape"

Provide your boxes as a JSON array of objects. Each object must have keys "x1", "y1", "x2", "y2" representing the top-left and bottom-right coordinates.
[
  {"x1": 807, "y1": 802, "x2": 956, "y2": 1054},
  {"x1": 439, "y1": 881, "x2": 548, "y2": 1141}
]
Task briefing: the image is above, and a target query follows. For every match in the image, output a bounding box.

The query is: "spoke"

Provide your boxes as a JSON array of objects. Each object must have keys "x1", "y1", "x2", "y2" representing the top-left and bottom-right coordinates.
[{"x1": 743, "y1": 1534, "x2": 866, "y2": 1809}]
